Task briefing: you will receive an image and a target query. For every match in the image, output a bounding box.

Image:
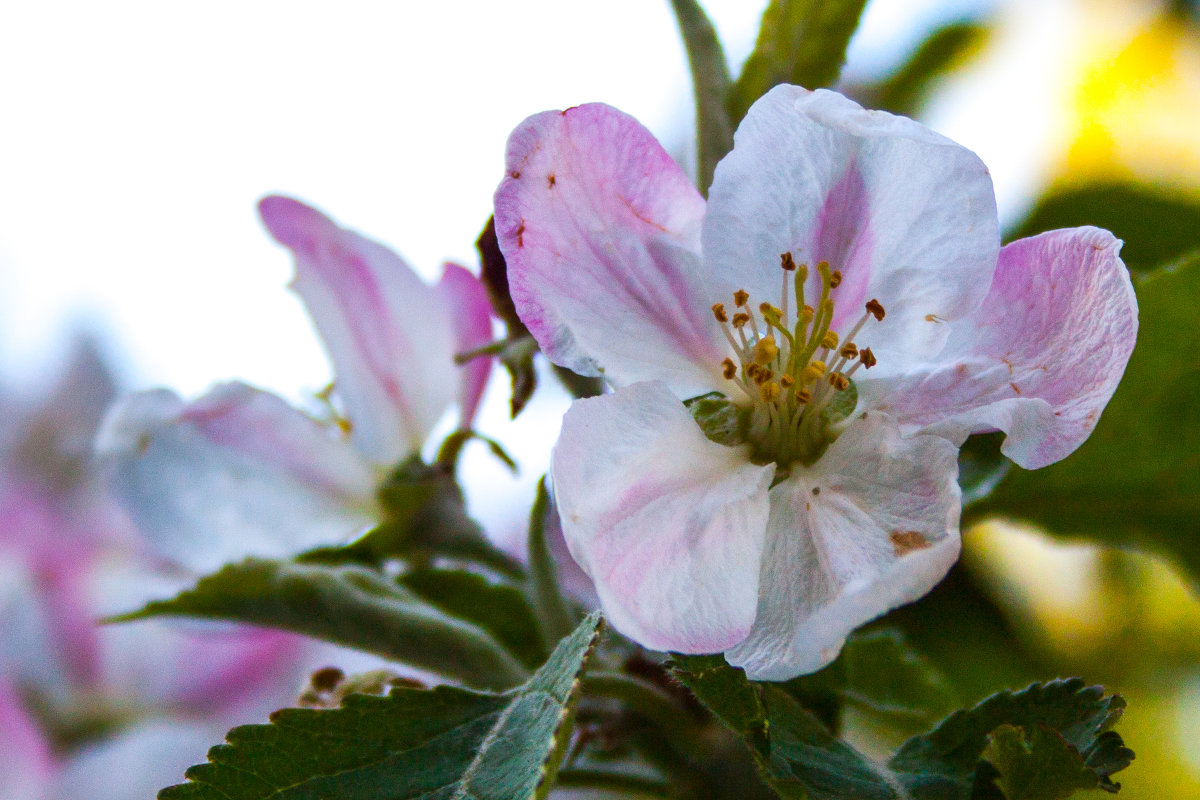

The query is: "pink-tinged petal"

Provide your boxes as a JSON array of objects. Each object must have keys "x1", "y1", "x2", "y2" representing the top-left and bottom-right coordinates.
[
  {"x1": 259, "y1": 195, "x2": 455, "y2": 465},
  {"x1": 436, "y1": 262, "x2": 494, "y2": 429},
  {"x1": 0, "y1": 679, "x2": 54, "y2": 800},
  {"x1": 495, "y1": 104, "x2": 728, "y2": 397},
  {"x1": 726, "y1": 413, "x2": 961, "y2": 679},
  {"x1": 703, "y1": 86, "x2": 999, "y2": 369},
  {"x1": 866, "y1": 227, "x2": 1138, "y2": 469},
  {"x1": 552, "y1": 382, "x2": 774, "y2": 653},
  {"x1": 96, "y1": 382, "x2": 379, "y2": 573}
]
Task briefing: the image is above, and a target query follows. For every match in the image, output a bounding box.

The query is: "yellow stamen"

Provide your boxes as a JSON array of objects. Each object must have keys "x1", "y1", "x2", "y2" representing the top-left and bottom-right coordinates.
[
  {"x1": 859, "y1": 348, "x2": 877, "y2": 368},
  {"x1": 830, "y1": 270, "x2": 843, "y2": 288},
  {"x1": 780, "y1": 252, "x2": 797, "y2": 271},
  {"x1": 712, "y1": 303, "x2": 728, "y2": 323},
  {"x1": 753, "y1": 335, "x2": 779, "y2": 365},
  {"x1": 820, "y1": 330, "x2": 839, "y2": 350},
  {"x1": 828, "y1": 372, "x2": 850, "y2": 391},
  {"x1": 780, "y1": 374, "x2": 795, "y2": 388},
  {"x1": 866, "y1": 299, "x2": 886, "y2": 321},
  {"x1": 800, "y1": 361, "x2": 826, "y2": 384},
  {"x1": 721, "y1": 357, "x2": 737, "y2": 380},
  {"x1": 733, "y1": 289, "x2": 750, "y2": 307},
  {"x1": 760, "y1": 382, "x2": 781, "y2": 403},
  {"x1": 732, "y1": 313, "x2": 750, "y2": 328},
  {"x1": 839, "y1": 342, "x2": 858, "y2": 360},
  {"x1": 795, "y1": 389, "x2": 812, "y2": 403}
]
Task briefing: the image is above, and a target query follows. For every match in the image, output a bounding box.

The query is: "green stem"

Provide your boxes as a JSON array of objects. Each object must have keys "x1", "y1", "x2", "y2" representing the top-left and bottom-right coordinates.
[{"x1": 555, "y1": 768, "x2": 673, "y2": 798}]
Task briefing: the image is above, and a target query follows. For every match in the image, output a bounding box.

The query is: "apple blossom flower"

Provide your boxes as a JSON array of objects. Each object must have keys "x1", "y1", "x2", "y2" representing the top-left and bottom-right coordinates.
[
  {"x1": 97, "y1": 197, "x2": 494, "y2": 573},
  {"x1": 493, "y1": 86, "x2": 1138, "y2": 679}
]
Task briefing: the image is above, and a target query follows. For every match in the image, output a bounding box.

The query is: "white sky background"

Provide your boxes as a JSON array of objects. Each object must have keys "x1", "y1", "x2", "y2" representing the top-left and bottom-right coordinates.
[{"x1": 1, "y1": 0, "x2": 1054, "y2": 538}]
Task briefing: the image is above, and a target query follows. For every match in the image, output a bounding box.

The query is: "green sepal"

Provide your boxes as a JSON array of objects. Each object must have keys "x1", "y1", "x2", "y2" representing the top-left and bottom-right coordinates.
[{"x1": 685, "y1": 392, "x2": 750, "y2": 446}]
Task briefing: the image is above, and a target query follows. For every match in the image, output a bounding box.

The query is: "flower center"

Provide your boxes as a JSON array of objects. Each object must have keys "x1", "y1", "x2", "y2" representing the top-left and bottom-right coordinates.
[{"x1": 709, "y1": 254, "x2": 884, "y2": 469}]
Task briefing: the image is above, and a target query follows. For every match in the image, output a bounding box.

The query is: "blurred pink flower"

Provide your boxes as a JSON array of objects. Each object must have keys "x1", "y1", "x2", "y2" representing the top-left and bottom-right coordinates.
[
  {"x1": 97, "y1": 197, "x2": 494, "y2": 572},
  {"x1": 494, "y1": 86, "x2": 1138, "y2": 679}
]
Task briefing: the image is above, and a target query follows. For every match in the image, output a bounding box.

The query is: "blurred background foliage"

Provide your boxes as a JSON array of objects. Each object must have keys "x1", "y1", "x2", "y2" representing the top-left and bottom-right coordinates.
[{"x1": 1, "y1": 0, "x2": 1198, "y2": 797}]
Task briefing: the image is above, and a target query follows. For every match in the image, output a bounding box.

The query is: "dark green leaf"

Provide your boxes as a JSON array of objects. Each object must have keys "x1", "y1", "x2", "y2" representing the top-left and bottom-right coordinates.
[
  {"x1": 670, "y1": 654, "x2": 769, "y2": 756},
  {"x1": 1010, "y1": 183, "x2": 1200, "y2": 275},
  {"x1": 399, "y1": 567, "x2": 547, "y2": 670},
  {"x1": 113, "y1": 558, "x2": 529, "y2": 691},
  {"x1": 526, "y1": 478, "x2": 578, "y2": 645},
  {"x1": 673, "y1": 653, "x2": 1130, "y2": 800},
  {"x1": 159, "y1": 613, "x2": 604, "y2": 800},
  {"x1": 976, "y1": 253, "x2": 1200, "y2": 583},
  {"x1": 870, "y1": 21, "x2": 989, "y2": 116},
  {"x1": 890, "y1": 679, "x2": 1133, "y2": 798},
  {"x1": 729, "y1": 0, "x2": 869, "y2": 125},
  {"x1": 979, "y1": 724, "x2": 1099, "y2": 800},
  {"x1": 668, "y1": 0, "x2": 734, "y2": 193}
]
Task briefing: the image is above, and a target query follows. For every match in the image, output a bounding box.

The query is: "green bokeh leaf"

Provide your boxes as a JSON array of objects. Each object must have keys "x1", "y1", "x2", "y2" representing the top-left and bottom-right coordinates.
[
  {"x1": 526, "y1": 478, "x2": 578, "y2": 646},
  {"x1": 783, "y1": 628, "x2": 956, "y2": 733},
  {"x1": 113, "y1": 558, "x2": 529, "y2": 691},
  {"x1": 976, "y1": 252, "x2": 1200, "y2": 582},
  {"x1": 314, "y1": 456, "x2": 522, "y2": 577},
  {"x1": 668, "y1": 0, "x2": 734, "y2": 193},
  {"x1": 1011, "y1": 183, "x2": 1200, "y2": 275},
  {"x1": 399, "y1": 567, "x2": 547, "y2": 670},
  {"x1": 158, "y1": 613, "x2": 604, "y2": 800},
  {"x1": 869, "y1": 21, "x2": 989, "y2": 116},
  {"x1": 729, "y1": 0, "x2": 869, "y2": 125}
]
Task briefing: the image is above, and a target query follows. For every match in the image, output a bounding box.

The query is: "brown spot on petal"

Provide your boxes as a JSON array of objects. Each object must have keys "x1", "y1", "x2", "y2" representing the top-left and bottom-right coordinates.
[
  {"x1": 516, "y1": 221, "x2": 526, "y2": 248},
  {"x1": 1001, "y1": 357, "x2": 1014, "y2": 375},
  {"x1": 509, "y1": 169, "x2": 521, "y2": 179},
  {"x1": 890, "y1": 530, "x2": 931, "y2": 556},
  {"x1": 812, "y1": 487, "x2": 820, "y2": 496},
  {"x1": 547, "y1": 173, "x2": 556, "y2": 188},
  {"x1": 1010, "y1": 382, "x2": 1022, "y2": 395}
]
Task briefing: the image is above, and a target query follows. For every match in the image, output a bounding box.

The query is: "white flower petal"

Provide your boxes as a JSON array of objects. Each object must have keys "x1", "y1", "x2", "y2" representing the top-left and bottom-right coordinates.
[
  {"x1": 864, "y1": 227, "x2": 1139, "y2": 468},
  {"x1": 703, "y1": 86, "x2": 999, "y2": 372},
  {"x1": 552, "y1": 382, "x2": 774, "y2": 653},
  {"x1": 259, "y1": 196, "x2": 456, "y2": 465},
  {"x1": 726, "y1": 413, "x2": 961, "y2": 680},
  {"x1": 96, "y1": 383, "x2": 378, "y2": 573}
]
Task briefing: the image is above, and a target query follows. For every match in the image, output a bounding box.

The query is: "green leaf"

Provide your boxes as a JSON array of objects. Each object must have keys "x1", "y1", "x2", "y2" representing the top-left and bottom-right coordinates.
[
  {"x1": 399, "y1": 567, "x2": 547, "y2": 670},
  {"x1": 979, "y1": 724, "x2": 1099, "y2": 800},
  {"x1": 976, "y1": 253, "x2": 1200, "y2": 582},
  {"x1": 890, "y1": 679, "x2": 1133, "y2": 798},
  {"x1": 668, "y1": 0, "x2": 734, "y2": 193},
  {"x1": 315, "y1": 456, "x2": 522, "y2": 577},
  {"x1": 783, "y1": 628, "x2": 956, "y2": 731},
  {"x1": 159, "y1": 613, "x2": 604, "y2": 800},
  {"x1": 729, "y1": 0, "x2": 869, "y2": 125},
  {"x1": 113, "y1": 558, "x2": 529, "y2": 691},
  {"x1": 673, "y1": 655, "x2": 1131, "y2": 800},
  {"x1": 1011, "y1": 183, "x2": 1200, "y2": 275},
  {"x1": 526, "y1": 478, "x2": 578, "y2": 645},
  {"x1": 671, "y1": 654, "x2": 770, "y2": 756},
  {"x1": 870, "y1": 21, "x2": 989, "y2": 116}
]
